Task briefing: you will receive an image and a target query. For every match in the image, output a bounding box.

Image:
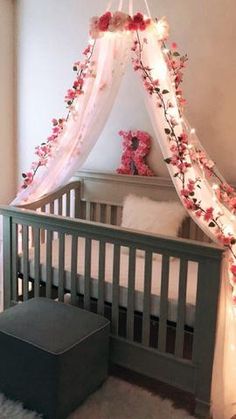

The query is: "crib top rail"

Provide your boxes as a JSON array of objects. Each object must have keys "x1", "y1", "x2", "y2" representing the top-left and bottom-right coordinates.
[
  {"x1": 0, "y1": 205, "x2": 224, "y2": 261},
  {"x1": 17, "y1": 181, "x2": 81, "y2": 211}
]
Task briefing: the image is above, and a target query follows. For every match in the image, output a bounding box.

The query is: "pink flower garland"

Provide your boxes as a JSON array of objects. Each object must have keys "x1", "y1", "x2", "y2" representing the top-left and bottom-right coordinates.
[
  {"x1": 21, "y1": 42, "x2": 96, "y2": 189},
  {"x1": 90, "y1": 11, "x2": 152, "y2": 39},
  {"x1": 131, "y1": 29, "x2": 236, "y2": 300},
  {"x1": 117, "y1": 130, "x2": 154, "y2": 176}
]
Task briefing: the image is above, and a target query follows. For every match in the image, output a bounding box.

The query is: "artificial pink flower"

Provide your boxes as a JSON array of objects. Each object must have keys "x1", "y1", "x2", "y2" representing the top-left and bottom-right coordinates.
[
  {"x1": 179, "y1": 132, "x2": 188, "y2": 143},
  {"x1": 229, "y1": 197, "x2": 236, "y2": 213},
  {"x1": 183, "y1": 198, "x2": 196, "y2": 210},
  {"x1": 222, "y1": 183, "x2": 234, "y2": 194},
  {"x1": 109, "y1": 11, "x2": 128, "y2": 32},
  {"x1": 98, "y1": 12, "x2": 112, "y2": 31},
  {"x1": 204, "y1": 207, "x2": 214, "y2": 222},
  {"x1": 65, "y1": 89, "x2": 76, "y2": 102},
  {"x1": 217, "y1": 234, "x2": 232, "y2": 246},
  {"x1": 181, "y1": 189, "x2": 190, "y2": 197},
  {"x1": 172, "y1": 42, "x2": 178, "y2": 50},
  {"x1": 133, "y1": 12, "x2": 144, "y2": 25},
  {"x1": 89, "y1": 17, "x2": 101, "y2": 39},
  {"x1": 230, "y1": 265, "x2": 236, "y2": 276},
  {"x1": 83, "y1": 46, "x2": 91, "y2": 56},
  {"x1": 187, "y1": 180, "x2": 195, "y2": 192}
]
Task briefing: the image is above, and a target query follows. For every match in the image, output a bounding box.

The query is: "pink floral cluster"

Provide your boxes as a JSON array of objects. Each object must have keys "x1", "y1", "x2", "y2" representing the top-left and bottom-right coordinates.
[
  {"x1": 164, "y1": 43, "x2": 188, "y2": 110},
  {"x1": 117, "y1": 130, "x2": 154, "y2": 176},
  {"x1": 167, "y1": 131, "x2": 191, "y2": 175},
  {"x1": 21, "y1": 43, "x2": 96, "y2": 189},
  {"x1": 90, "y1": 11, "x2": 151, "y2": 39},
  {"x1": 191, "y1": 148, "x2": 236, "y2": 216}
]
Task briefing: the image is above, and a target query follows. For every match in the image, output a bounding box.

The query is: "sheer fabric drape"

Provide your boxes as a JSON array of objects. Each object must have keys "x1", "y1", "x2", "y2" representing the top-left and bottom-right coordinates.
[
  {"x1": 12, "y1": 32, "x2": 132, "y2": 206},
  {"x1": 136, "y1": 27, "x2": 236, "y2": 419}
]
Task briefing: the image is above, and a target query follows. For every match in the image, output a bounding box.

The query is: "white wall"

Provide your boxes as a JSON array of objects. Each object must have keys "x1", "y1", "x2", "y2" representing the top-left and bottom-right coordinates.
[
  {"x1": 0, "y1": 0, "x2": 15, "y2": 203},
  {"x1": 16, "y1": 0, "x2": 236, "y2": 184}
]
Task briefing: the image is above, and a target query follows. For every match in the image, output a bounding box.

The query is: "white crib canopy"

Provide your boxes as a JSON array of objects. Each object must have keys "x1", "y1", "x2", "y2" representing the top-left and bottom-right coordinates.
[{"x1": 11, "y1": 3, "x2": 236, "y2": 416}]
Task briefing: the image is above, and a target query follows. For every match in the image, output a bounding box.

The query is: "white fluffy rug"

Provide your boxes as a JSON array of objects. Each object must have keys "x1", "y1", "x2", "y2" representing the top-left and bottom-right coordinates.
[{"x1": 0, "y1": 377, "x2": 195, "y2": 419}]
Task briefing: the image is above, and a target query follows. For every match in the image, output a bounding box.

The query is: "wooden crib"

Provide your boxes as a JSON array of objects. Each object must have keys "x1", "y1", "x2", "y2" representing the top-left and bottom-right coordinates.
[{"x1": 0, "y1": 171, "x2": 224, "y2": 417}]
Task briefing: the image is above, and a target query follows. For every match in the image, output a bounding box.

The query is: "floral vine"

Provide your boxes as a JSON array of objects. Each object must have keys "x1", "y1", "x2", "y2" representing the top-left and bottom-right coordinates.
[
  {"x1": 21, "y1": 41, "x2": 96, "y2": 189},
  {"x1": 131, "y1": 24, "x2": 236, "y2": 298},
  {"x1": 117, "y1": 130, "x2": 154, "y2": 176}
]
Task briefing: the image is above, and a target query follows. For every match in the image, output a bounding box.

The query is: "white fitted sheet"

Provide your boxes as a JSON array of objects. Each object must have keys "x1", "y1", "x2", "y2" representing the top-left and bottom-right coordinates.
[{"x1": 19, "y1": 236, "x2": 198, "y2": 327}]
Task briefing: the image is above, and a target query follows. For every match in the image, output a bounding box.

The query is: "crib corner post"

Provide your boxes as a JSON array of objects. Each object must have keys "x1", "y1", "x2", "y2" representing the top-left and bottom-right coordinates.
[
  {"x1": 2, "y1": 215, "x2": 13, "y2": 310},
  {"x1": 192, "y1": 253, "x2": 223, "y2": 418}
]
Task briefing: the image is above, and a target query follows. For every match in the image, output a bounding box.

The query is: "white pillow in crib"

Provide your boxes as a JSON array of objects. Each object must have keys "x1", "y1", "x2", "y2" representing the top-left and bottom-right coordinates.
[{"x1": 121, "y1": 195, "x2": 186, "y2": 238}]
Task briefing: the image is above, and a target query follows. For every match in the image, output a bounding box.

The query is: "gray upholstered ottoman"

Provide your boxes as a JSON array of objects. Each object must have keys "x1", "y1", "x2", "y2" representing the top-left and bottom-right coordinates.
[{"x1": 0, "y1": 298, "x2": 110, "y2": 419}]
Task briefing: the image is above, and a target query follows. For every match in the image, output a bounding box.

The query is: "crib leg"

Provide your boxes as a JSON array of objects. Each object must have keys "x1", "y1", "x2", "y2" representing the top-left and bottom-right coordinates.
[{"x1": 194, "y1": 399, "x2": 211, "y2": 418}]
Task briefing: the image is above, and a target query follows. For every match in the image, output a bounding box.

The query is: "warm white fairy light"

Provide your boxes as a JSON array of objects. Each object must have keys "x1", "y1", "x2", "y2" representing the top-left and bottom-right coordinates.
[
  {"x1": 190, "y1": 128, "x2": 196, "y2": 135},
  {"x1": 163, "y1": 48, "x2": 169, "y2": 54},
  {"x1": 212, "y1": 184, "x2": 219, "y2": 191},
  {"x1": 224, "y1": 224, "x2": 234, "y2": 235}
]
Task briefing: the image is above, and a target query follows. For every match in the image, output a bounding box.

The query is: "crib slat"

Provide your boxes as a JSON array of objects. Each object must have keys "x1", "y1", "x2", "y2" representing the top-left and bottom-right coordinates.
[
  {"x1": 112, "y1": 244, "x2": 120, "y2": 335},
  {"x1": 58, "y1": 233, "x2": 65, "y2": 302},
  {"x1": 142, "y1": 251, "x2": 152, "y2": 346},
  {"x1": 127, "y1": 247, "x2": 136, "y2": 341},
  {"x1": 66, "y1": 192, "x2": 71, "y2": 217},
  {"x1": 58, "y1": 197, "x2": 63, "y2": 216},
  {"x1": 70, "y1": 235, "x2": 78, "y2": 305},
  {"x1": 11, "y1": 223, "x2": 18, "y2": 302},
  {"x1": 158, "y1": 255, "x2": 170, "y2": 352},
  {"x1": 98, "y1": 240, "x2": 106, "y2": 315},
  {"x1": 46, "y1": 230, "x2": 53, "y2": 298},
  {"x1": 74, "y1": 187, "x2": 80, "y2": 218},
  {"x1": 50, "y1": 201, "x2": 54, "y2": 214},
  {"x1": 95, "y1": 203, "x2": 102, "y2": 223},
  {"x1": 116, "y1": 206, "x2": 122, "y2": 226},
  {"x1": 40, "y1": 206, "x2": 46, "y2": 243},
  {"x1": 33, "y1": 227, "x2": 40, "y2": 298},
  {"x1": 105, "y1": 205, "x2": 111, "y2": 224},
  {"x1": 22, "y1": 225, "x2": 29, "y2": 301},
  {"x1": 175, "y1": 259, "x2": 188, "y2": 358},
  {"x1": 189, "y1": 220, "x2": 197, "y2": 241},
  {"x1": 84, "y1": 237, "x2": 92, "y2": 310},
  {"x1": 86, "y1": 202, "x2": 91, "y2": 221}
]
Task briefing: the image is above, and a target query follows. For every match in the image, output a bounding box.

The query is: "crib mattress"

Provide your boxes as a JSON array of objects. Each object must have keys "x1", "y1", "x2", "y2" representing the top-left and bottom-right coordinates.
[{"x1": 18, "y1": 236, "x2": 198, "y2": 327}]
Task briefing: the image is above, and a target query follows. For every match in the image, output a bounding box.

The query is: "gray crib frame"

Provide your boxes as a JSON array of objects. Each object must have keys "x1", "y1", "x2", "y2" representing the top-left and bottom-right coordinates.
[{"x1": 0, "y1": 171, "x2": 224, "y2": 417}]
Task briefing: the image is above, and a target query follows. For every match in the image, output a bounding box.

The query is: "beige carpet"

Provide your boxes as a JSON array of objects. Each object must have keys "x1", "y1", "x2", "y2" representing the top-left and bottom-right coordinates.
[{"x1": 0, "y1": 376, "x2": 195, "y2": 419}]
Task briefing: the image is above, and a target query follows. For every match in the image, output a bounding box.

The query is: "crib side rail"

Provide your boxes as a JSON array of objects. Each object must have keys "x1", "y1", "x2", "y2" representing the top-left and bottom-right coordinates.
[
  {"x1": 0, "y1": 206, "x2": 224, "y2": 414},
  {"x1": 20, "y1": 181, "x2": 81, "y2": 218}
]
